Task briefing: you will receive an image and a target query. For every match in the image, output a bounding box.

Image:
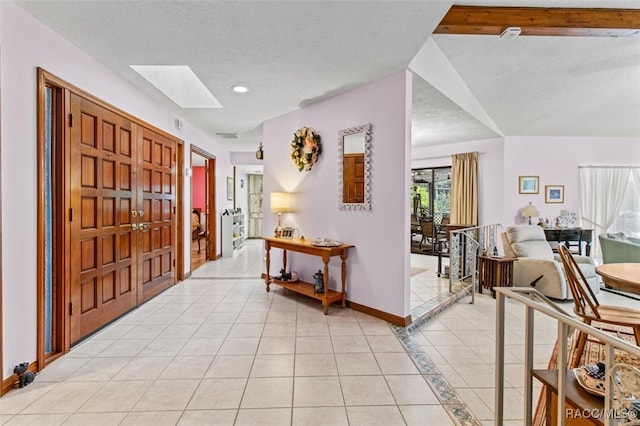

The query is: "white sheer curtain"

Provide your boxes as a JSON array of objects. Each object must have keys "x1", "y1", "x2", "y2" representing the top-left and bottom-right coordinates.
[{"x1": 578, "y1": 166, "x2": 632, "y2": 259}]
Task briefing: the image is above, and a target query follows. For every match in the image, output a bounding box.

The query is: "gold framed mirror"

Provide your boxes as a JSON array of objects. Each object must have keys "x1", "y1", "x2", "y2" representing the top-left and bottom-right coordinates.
[{"x1": 338, "y1": 123, "x2": 372, "y2": 211}]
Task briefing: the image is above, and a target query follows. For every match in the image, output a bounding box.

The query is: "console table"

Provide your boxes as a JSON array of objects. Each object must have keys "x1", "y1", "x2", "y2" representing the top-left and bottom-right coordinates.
[{"x1": 263, "y1": 237, "x2": 354, "y2": 314}]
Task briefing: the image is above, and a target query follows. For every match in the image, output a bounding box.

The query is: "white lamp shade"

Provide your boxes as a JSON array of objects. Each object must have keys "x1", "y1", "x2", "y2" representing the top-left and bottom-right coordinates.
[
  {"x1": 271, "y1": 192, "x2": 290, "y2": 213},
  {"x1": 521, "y1": 203, "x2": 540, "y2": 218}
]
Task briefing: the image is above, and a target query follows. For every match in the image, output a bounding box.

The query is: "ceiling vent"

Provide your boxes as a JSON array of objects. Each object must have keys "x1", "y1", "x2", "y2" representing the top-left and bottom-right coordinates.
[{"x1": 216, "y1": 132, "x2": 239, "y2": 139}]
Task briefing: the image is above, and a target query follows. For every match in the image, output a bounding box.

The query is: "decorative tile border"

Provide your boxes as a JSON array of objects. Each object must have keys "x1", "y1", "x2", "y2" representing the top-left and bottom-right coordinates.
[{"x1": 390, "y1": 284, "x2": 483, "y2": 426}]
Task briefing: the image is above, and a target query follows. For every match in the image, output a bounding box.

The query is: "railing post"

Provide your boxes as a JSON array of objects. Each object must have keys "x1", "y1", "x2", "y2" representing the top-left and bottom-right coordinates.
[
  {"x1": 524, "y1": 305, "x2": 534, "y2": 424},
  {"x1": 557, "y1": 322, "x2": 568, "y2": 426},
  {"x1": 495, "y1": 290, "x2": 505, "y2": 425}
]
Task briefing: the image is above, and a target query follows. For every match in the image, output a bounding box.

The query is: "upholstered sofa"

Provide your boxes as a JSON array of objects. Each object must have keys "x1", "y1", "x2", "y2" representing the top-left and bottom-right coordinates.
[
  {"x1": 598, "y1": 233, "x2": 640, "y2": 264},
  {"x1": 501, "y1": 225, "x2": 598, "y2": 300}
]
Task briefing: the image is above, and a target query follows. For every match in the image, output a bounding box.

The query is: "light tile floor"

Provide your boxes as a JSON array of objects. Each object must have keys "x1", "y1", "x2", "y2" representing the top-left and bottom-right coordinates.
[{"x1": 1, "y1": 240, "x2": 635, "y2": 425}]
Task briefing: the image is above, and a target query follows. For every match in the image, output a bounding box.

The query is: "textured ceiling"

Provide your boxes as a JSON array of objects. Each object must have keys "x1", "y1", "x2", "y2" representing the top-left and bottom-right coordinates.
[{"x1": 16, "y1": 0, "x2": 640, "y2": 152}]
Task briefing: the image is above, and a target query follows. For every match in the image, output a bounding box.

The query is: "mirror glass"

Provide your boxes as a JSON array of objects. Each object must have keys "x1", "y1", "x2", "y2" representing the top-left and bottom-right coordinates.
[{"x1": 338, "y1": 123, "x2": 372, "y2": 210}]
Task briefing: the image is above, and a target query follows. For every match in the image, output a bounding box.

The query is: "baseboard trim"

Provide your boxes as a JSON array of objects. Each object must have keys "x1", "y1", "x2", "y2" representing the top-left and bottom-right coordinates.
[
  {"x1": 346, "y1": 301, "x2": 412, "y2": 326},
  {"x1": 1, "y1": 361, "x2": 37, "y2": 396}
]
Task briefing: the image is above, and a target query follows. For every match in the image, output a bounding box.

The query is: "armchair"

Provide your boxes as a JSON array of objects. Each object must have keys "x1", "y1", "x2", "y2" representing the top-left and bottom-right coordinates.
[
  {"x1": 501, "y1": 225, "x2": 598, "y2": 300},
  {"x1": 598, "y1": 233, "x2": 640, "y2": 264}
]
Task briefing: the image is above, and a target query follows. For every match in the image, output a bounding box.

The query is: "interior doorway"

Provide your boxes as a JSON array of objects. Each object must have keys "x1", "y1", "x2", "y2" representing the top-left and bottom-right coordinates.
[{"x1": 190, "y1": 145, "x2": 217, "y2": 272}]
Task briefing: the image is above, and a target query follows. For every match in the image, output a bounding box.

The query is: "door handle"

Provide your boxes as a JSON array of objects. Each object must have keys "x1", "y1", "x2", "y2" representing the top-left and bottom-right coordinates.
[
  {"x1": 132, "y1": 224, "x2": 138, "y2": 231},
  {"x1": 138, "y1": 210, "x2": 144, "y2": 217},
  {"x1": 140, "y1": 223, "x2": 151, "y2": 230}
]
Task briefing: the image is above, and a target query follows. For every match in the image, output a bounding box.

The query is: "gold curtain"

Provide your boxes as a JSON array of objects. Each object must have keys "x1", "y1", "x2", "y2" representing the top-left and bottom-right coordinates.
[{"x1": 450, "y1": 152, "x2": 478, "y2": 225}]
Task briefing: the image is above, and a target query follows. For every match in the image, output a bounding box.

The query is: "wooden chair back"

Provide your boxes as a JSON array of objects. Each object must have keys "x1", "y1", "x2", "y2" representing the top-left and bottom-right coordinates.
[
  {"x1": 420, "y1": 220, "x2": 434, "y2": 238},
  {"x1": 557, "y1": 244, "x2": 601, "y2": 320}
]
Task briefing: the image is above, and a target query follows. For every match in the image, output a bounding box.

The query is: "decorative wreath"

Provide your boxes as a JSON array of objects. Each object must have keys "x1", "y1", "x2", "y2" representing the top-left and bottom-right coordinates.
[{"x1": 290, "y1": 127, "x2": 322, "y2": 171}]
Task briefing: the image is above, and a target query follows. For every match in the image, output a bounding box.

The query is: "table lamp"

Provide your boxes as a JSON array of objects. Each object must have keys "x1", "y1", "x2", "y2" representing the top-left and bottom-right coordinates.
[
  {"x1": 521, "y1": 202, "x2": 540, "y2": 225},
  {"x1": 270, "y1": 192, "x2": 290, "y2": 237}
]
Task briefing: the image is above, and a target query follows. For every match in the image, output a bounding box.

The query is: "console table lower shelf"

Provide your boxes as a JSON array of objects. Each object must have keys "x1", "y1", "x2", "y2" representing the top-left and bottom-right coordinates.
[{"x1": 267, "y1": 278, "x2": 344, "y2": 313}]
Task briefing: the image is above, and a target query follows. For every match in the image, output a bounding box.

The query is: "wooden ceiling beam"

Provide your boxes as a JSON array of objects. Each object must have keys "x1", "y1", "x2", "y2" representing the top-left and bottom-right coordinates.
[{"x1": 434, "y1": 6, "x2": 640, "y2": 37}]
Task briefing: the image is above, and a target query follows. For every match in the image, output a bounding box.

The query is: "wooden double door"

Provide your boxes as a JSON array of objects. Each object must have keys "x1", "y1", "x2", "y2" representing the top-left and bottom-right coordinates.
[{"x1": 69, "y1": 94, "x2": 177, "y2": 343}]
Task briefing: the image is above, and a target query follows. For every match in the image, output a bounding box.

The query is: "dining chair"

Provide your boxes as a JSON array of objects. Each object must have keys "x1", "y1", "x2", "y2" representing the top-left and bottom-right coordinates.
[
  {"x1": 419, "y1": 220, "x2": 435, "y2": 250},
  {"x1": 558, "y1": 244, "x2": 640, "y2": 368}
]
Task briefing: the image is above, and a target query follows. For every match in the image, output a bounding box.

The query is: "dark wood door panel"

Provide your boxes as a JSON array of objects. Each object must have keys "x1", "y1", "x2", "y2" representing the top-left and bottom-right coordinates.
[
  {"x1": 137, "y1": 128, "x2": 176, "y2": 303},
  {"x1": 69, "y1": 94, "x2": 138, "y2": 343}
]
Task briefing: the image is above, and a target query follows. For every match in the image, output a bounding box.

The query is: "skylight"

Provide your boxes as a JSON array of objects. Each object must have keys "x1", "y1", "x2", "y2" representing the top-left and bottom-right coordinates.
[{"x1": 130, "y1": 65, "x2": 222, "y2": 109}]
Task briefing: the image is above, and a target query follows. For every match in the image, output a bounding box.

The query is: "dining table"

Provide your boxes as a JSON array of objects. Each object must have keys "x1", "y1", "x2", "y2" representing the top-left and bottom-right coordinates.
[{"x1": 595, "y1": 263, "x2": 640, "y2": 295}]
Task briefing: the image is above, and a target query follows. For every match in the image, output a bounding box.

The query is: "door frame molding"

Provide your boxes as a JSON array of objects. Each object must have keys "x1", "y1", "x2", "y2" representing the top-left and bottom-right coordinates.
[
  {"x1": 36, "y1": 68, "x2": 184, "y2": 367},
  {"x1": 191, "y1": 145, "x2": 217, "y2": 262}
]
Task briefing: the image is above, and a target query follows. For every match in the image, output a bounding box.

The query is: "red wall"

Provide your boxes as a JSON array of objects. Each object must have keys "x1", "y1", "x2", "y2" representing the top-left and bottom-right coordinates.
[{"x1": 192, "y1": 166, "x2": 206, "y2": 210}]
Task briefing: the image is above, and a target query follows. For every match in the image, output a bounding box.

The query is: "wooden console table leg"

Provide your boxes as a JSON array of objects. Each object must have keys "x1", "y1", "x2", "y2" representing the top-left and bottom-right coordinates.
[
  {"x1": 341, "y1": 251, "x2": 348, "y2": 308},
  {"x1": 265, "y1": 243, "x2": 271, "y2": 292},
  {"x1": 323, "y1": 257, "x2": 330, "y2": 315}
]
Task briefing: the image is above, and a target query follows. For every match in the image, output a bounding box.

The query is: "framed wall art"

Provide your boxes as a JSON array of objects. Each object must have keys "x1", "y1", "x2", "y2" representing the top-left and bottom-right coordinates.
[
  {"x1": 518, "y1": 176, "x2": 539, "y2": 194},
  {"x1": 545, "y1": 185, "x2": 564, "y2": 203}
]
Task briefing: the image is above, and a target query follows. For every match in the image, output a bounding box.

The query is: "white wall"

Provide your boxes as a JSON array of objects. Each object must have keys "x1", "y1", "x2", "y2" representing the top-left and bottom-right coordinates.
[
  {"x1": 503, "y1": 136, "x2": 640, "y2": 227},
  {"x1": 0, "y1": 2, "x2": 232, "y2": 378},
  {"x1": 262, "y1": 71, "x2": 412, "y2": 318}
]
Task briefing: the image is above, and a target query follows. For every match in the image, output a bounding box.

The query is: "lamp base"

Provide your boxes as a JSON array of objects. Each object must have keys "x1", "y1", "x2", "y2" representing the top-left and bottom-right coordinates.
[{"x1": 274, "y1": 213, "x2": 283, "y2": 237}]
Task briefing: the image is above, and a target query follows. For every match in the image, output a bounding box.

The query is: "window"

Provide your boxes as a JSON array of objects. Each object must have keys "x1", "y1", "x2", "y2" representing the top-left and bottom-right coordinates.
[{"x1": 609, "y1": 174, "x2": 640, "y2": 237}]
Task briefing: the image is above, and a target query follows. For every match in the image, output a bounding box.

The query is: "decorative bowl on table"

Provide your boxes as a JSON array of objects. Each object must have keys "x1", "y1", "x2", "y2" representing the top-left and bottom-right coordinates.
[{"x1": 311, "y1": 238, "x2": 342, "y2": 247}]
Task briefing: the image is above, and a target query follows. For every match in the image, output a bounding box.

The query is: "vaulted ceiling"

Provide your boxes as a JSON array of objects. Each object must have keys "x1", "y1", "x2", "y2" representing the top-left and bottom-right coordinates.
[{"x1": 16, "y1": 1, "x2": 640, "y2": 152}]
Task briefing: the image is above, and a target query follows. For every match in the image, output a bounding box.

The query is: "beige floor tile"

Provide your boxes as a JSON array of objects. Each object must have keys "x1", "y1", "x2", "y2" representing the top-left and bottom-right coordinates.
[
  {"x1": 174, "y1": 311, "x2": 210, "y2": 324},
  {"x1": 132, "y1": 379, "x2": 199, "y2": 411},
  {"x1": 257, "y1": 336, "x2": 296, "y2": 354},
  {"x1": 22, "y1": 381, "x2": 104, "y2": 414},
  {"x1": 250, "y1": 354, "x2": 294, "y2": 377},
  {"x1": 157, "y1": 324, "x2": 200, "y2": 339},
  {"x1": 192, "y1": 323, "x2": 232, "y2": 338},
  {"x1": 374, "y1": 352, "x2": 419, "y2": 375},
  {"x1": 205, "y1": 312, "x2": 239, "y2": 323},
  {"x1": 93, "y1": 324, "x2": 137, "y2": 339},
  {"x1": 293, "y1": 376, "x2": 344, "y2": 407},
  {"x1": 217, "y1": 337, "x2": 260, "y2": 355},
  {"x1": 205, "y1": 355, "x2": 254, "y2": 378},
  {"x1": 346, "y1": 406, "x2": 405, "y2": 426},
  {"x1": 112, "y1": 357, "x2": 172, "y2": 380},
  {"x1": 365, "y1": 335, "x2": 405, "y2": 353},
  {"x1": 2, "y1": 414, "x2": 69, "y2": 426},
  {"x1": 138, "y1": 338, "x2": 188, "y2": 357},
  {"x1": 97, "y1": 339, "x2": 152, "y2": 357},
  {"x1": 62, "y1": 412, "x2": 126, "y2": 426},
  {"x1": 358, "y1": 321, "x2": 394, "y2": 336},
  {"x1": 328, "y1": 323, "x2": 364, "y2": 336},
  {"x1": 340, "y1": 376, "x2": 395, "y2": 406},
  {"x1": 26, "y1": 358, "x2": 88, "y2": 383},
  {"x1": 122, "y1": 324, "x2": 168, "y2": 339},
  {"x1": 240, "y1": 377, "x2": 293, "y2": 408},
  {"x1": 399, "y1": 404, "x2": 456, "y2": 425},
  {"x1": 295, "y1": 336, "x2": 333, "y2": 354},
  {"x1": 292, "y1": 407, "x2": 349, "y2": 426},
  {"x1": 296, "y1": 322, "x2": 330, "y2": 337},
  {"x1": 335, "y1": 353, "x2": 381, "y2": 375},
  {"x1": 0, "y1": 383, "x2": 57, "y2": 414},
  {"x1": 66, "y1": 339, "x2": 114, "y2": 357},
  {"x1": 294, "y1": 353, "x2": 338, "y2": 377},
  {"x1": 187, "y1": 378, "x2": 246, "y2": 410},
  {"x1": 235, "y1": 311, "x2": 269, "y2": 323},
  {"x1": 235, "y1": 408, "x2": 291, "y2": 425},
  {"x1": 262, "y1": 322, "x2": 296, "y2": 337},
  {"x1": 228, "y1": 323, "x2": 265, "y2": 338},
  {"x1": 178, "y1": 337, "x2": 224, "y2": 356},
  {"x1": 78, "y1": 380, "x2": 152, "y2": 412},
  {"x1": 178, "y1": 409, "x2": 237, "y2": 425},
  {"x1": 159, "y1": 355, "x2": 214, "y2": 379},
  {"x1": 331, "y1": 335, "x2": 370, "y2": 353},
  {"x1": 385, "y1": 375, "x2": 440, "y2": 404},
  {"x1": 454, "y1": 387, "x2": 494, "y2": 420},
  {"x1": 119, "y1": 411, "x2": 182, "y2": 426}
]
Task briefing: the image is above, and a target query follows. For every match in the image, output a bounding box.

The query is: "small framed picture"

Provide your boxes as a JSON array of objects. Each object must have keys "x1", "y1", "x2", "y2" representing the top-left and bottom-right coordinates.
[
  {"x1": 545, "y1": 185, "x2": 564, "y2": 203},
  {"x1": 226, "y1": 177, "x2": 233, "y2": 201},
  {"x1": 519, "y1": 176, "x2": 539, "y2": 194},
  {"x1": 280, "y1": 227, "x2": 295, "y2": 239}
]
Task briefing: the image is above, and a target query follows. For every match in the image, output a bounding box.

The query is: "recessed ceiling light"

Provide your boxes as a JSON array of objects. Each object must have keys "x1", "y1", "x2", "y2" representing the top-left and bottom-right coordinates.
[
  {"x1": 232, "y1": 85, "x2": 249, "y2": 93},
  {"x1": 130, "y1": 65, "x2": 222, "y2": 109}
]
